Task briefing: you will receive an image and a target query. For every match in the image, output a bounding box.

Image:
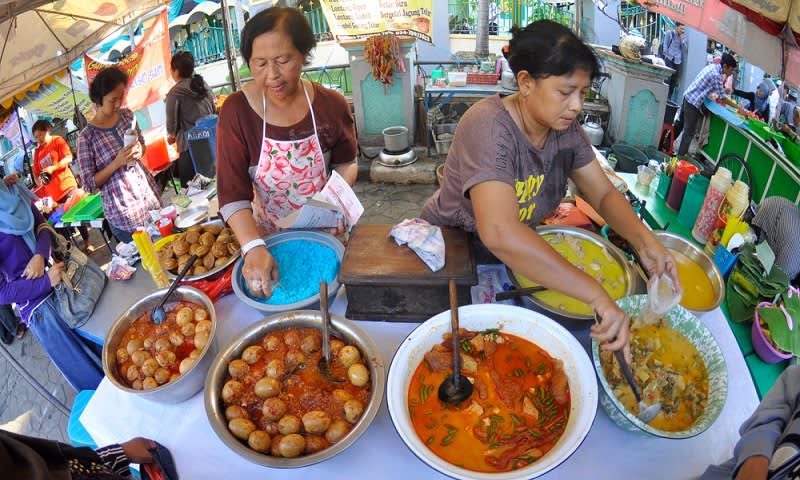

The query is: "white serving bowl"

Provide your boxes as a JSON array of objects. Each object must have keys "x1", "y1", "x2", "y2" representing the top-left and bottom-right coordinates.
[{"x1": 386, "y1": 304, "x2": 597, "y2": 480}]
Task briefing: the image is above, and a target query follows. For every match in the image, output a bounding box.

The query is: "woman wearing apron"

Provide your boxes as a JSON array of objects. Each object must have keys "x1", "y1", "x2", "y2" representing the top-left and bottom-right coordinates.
[{"x1": 217, "y1": 7, "x2": 358, "y2": 299}]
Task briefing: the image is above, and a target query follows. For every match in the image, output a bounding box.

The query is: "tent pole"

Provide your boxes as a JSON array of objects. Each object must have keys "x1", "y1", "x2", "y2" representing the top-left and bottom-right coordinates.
[
  {"x1": 220, "y1": 0, "x2": 240, "y2": 91},
  {"x1": 15, "y1": 105, "x2": 30, "y2": 176}
]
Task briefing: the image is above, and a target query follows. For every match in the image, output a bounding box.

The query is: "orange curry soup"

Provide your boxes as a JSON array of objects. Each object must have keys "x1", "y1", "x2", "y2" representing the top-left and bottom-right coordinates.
[{"x1": 408, "y1": 329, "x2": 570, "y2": 473}]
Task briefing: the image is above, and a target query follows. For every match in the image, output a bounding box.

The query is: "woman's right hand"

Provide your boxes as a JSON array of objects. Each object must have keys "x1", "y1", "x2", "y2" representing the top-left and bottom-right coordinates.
[
  {"x1": 47, "y1": 262, "x2": 64, "y2": 287},
  {"x1": 243, "y1": 246, "x2": 279, "y2": 298},
  {"x1": 590, "y1": 291, "x2": 631, "y2": 363},
  {"x1": 114, "y1": 143, "x2": 137, "y2": 169}
]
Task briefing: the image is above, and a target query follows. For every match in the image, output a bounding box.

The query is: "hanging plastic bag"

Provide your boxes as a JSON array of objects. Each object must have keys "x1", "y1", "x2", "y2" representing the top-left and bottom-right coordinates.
[{"x1": 641, "y1": 274, "x2": 682, "y2": 324}]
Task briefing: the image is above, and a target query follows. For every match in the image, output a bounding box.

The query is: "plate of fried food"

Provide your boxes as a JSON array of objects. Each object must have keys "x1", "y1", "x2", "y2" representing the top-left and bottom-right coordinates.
[{"x1": 155, "y1": 219, "x2": 240, "y2": 281}]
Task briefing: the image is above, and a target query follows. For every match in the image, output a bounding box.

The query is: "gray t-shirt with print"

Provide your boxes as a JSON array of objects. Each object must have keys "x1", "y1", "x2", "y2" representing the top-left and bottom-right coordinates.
[{"x1": 421, "y1": 94, "x2": 595, "y2": 232}]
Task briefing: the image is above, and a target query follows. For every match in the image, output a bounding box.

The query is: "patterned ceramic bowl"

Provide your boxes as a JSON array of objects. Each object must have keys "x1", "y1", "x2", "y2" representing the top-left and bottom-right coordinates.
[{"x1": 591, "y1": 295, "x2": 728, "y2": 438}]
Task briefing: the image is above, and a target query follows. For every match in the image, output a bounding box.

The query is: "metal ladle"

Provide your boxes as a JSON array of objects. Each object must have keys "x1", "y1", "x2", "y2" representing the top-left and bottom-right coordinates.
[
  {"x1": 438, "y1": 279, "x2": 473, "y2": 405},
  {"x1": 151, "y1": 255, "x2": 197, "y2": 325},
  {"x1": 595, "y1": 312, "x2": 661, "y2": 423},
  {"x1": 318, "y1": 281, "x2": 345, "y2": 384}
]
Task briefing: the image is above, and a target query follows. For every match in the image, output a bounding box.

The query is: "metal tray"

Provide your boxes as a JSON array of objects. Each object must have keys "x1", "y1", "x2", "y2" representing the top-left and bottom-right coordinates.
[{"x1": 156, "y1": 218, "x2": 240, "y2": 281}]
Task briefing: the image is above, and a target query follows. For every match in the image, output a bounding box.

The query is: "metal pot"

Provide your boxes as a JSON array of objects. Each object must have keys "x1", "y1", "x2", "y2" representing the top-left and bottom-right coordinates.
[
  {"x1": 506, "y1": 226, "x2": 643, "y2": 331},
  {"x1": 102, "y1": 286, "x2": 217, "y2": 404},
  {"x1": 582, "y1": 114, "x2": 604, "y2": 146},
  {"x1": 204, "y1": 310, "x2": 385, "y2": 468},
  {"x1": 382, "y1": 126, "x2": 409, "y2": 152}
]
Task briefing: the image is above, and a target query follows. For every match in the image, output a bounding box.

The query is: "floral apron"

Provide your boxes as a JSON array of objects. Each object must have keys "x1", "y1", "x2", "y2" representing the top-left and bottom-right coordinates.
[{"x1": 252, "y1": 83, "x2": 327, "y2": 235}]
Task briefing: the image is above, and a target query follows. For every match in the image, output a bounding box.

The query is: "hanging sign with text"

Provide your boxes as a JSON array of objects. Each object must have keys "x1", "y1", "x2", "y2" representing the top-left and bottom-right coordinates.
[{"x1": 320, "y1": 0, "x2": 433, "y2": 43}]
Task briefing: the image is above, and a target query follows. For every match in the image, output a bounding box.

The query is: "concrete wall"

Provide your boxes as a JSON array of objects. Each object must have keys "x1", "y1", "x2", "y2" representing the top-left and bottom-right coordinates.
[
  {"x1": 416, "y1": 0, "x2": 453, "y2": 62},
  {"x1": 677, "y1": 28, "x2": 708, "y2": 101},
  {"x1": 583, "y1": 0, "x2": 622, "y2": 47}
]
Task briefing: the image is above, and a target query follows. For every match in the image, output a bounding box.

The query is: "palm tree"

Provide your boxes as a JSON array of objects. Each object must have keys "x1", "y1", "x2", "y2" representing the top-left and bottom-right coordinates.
[{"x1": 475, "y1": 0, "x2": 489, "y2": 57}]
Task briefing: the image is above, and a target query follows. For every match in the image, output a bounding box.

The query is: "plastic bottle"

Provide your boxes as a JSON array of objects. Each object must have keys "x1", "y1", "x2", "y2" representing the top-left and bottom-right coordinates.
[
  {"x1": 677, "y1": 174, "x2": 710, "y2": 228},
  {"x1": 666, "y1": 160, "x2": 699, "y2": 210},
  {"x1": 704, "y1": 180, "x2": 750, "y2": 256},
  {"x1": 692, "y1": 167, "x2": 732, "y2": 244}
]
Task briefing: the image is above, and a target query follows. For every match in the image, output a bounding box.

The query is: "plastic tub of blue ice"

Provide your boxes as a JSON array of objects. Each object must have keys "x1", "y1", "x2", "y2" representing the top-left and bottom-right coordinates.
[{"x1": 232, "y1": 231, "x2": 345, "y2": 313}]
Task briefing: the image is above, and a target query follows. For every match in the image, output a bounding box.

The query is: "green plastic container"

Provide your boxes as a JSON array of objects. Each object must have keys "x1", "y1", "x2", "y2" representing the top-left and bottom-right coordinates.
[
  {"x1": 747, "y1": 118, "x2": 786, "y2": 143},
  {"x1": 677, "y1": 174, "x2": 709, "y2": 228},
  {"x1": 60, "y1": 194, "x2": 103, "y2": 223},
  {"x1": 656, "y1": 170, "x2": 672, "y2": 199},
  {"x1": 781, "y1": 138, "x2": 800, "y2": 166}
]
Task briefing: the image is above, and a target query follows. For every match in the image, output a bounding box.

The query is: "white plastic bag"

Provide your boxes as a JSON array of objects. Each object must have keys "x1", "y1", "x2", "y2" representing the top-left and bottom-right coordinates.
[{"x1": 641, "y1": 274, "x2": 682, "y2": 324}]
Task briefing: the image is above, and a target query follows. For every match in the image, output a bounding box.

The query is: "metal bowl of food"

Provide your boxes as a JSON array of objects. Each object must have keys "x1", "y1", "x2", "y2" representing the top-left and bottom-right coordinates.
[
  {"x1": 102, "y1": 286, "x2": 217, "y2": 403},
  {"x1": 232, "y1": 231, "x2": 344, "y2": 313},
  {"x1": 507, "y1": 225, "x2": 642, "y2": 330},
  {"x1": 155, "y1": 218, "x2": 240, "y2": 282},
  {"x1": 651, "y1": 231, "x2": 724, "y2": 312},
  {"x1": 204, "y1": 310, "x2": 385, "y2": 467},
  {"x1": 387, "y1": 304, "x2": 597, "y2": 479}
]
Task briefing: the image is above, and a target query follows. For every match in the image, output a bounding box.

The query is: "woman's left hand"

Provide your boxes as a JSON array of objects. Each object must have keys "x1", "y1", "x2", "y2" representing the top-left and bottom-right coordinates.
[
  {"x1": 319, "y1": 217, "x2": 346, "y2": 237},
  {"x1": 636, "y1": 237, "x2": 682, "y2": 292},
  {"x1": 23, "y1": 254, "x2": 45, "y2": 280},
  {"x1": 121, "y1": 437, "x2": 157, "y2": 464}
]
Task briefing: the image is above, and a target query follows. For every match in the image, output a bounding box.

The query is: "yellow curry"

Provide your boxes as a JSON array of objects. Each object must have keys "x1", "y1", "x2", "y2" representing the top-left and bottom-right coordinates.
[{"x1": 669, "y1": 248, "x2": 715, "y2": 310}]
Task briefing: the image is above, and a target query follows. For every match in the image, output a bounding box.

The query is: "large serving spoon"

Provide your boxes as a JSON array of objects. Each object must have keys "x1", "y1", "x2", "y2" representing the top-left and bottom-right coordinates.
[
  {"x1": 438, "y1": 279, "x2": 473, "y2": 405},
  {"x1": 151, "y1": 255, "x2": 197, "y2": 325},
  {"x1": 318, "y1": 281, "x2": 346, "y2": 384},
  {"x1": 594, "y1": 312, "x2": 661, "y2": 423}
]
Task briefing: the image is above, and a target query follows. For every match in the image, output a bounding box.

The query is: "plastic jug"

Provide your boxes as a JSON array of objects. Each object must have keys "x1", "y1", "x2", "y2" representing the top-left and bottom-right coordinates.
[
  {"x1": 692, "y1": 167, "x2": 732, "y2": 243},
  {"x1": 704, "y1": 180, "x2": 749, "y2": 256},
  {"x1": 666, "y1": 160, "x2": 699, "y2": 211},
  {"x1": 677, "y1": 174, "x2": 710, "y2": 228}
]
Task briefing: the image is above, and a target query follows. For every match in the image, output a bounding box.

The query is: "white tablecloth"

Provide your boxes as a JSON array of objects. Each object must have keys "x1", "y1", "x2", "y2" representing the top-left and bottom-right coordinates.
[{"x1": 81, "y1": 290, "x2": 759, "y2": 479}]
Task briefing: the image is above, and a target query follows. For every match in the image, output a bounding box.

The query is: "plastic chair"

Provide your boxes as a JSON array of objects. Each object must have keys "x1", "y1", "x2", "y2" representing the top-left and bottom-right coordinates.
[{"x1": 67, "y1": 389, "x2": 98, "y2": 449}]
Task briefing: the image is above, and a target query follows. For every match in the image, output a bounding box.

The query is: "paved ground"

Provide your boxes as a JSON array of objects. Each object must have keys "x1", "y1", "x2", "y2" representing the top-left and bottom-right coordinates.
[{"x1": 0, "y1": 178, "x2": 437, "y2": 444}]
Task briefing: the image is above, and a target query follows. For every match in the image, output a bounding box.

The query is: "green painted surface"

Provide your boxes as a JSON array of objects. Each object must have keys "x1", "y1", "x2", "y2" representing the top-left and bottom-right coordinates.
[
  {"x1": 619, "y1": 172, "x2": 678, "y2": 230},
  {"x1": 360, "y1": 75, "x2": 405, "y2": 135},
  {"x1": 745, "y1": 353, "x2": 789, "y2": 399},
  {"x1": 624, "y1": 89, "x2": 659, "y2": 147}
]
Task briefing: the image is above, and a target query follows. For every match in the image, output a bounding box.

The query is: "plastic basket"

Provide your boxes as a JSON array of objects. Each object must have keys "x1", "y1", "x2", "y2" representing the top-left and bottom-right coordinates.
[
  {"x1": 432, "y1": 123, "x2": 457, "y2": 156},
  {"x1": 747, "y1": 118, "x2": 785, "y2": 143},
  {"x1": 611, "y1": 144, "x2": 648, "y2": 173},
  {"x1": 467, "y1": 72, "x2": 498, "y2": 85}
]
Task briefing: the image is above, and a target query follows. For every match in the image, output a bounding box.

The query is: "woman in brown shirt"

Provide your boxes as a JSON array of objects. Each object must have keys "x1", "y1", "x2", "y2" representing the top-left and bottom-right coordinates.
[
  {"x1": 422, "y1": 21, "x2": 680, "y2": 357},
  {"x1": 217, "y1": 7, "x2": 358, "y2": 299}
]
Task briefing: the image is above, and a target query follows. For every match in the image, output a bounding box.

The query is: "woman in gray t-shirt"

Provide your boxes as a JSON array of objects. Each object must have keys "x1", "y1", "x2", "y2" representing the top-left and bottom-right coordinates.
[{"x1": 421, "y1": 20, "x2": 680, "y2": 358}]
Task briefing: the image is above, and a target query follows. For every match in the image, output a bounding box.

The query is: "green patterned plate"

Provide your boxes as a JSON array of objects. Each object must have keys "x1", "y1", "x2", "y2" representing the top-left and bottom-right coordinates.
[{"x1": 591, "y1": 295, "x2": 728, "y2": 438}]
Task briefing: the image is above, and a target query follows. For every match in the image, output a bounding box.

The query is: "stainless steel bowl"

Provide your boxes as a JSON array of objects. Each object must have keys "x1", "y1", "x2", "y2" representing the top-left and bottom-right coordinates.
[
  {"x1": 102, "y1": 286, "x2": 217, "y2": 404},
  {"x1": 232, "y1": 231, "x2": 344, "y2": 313},
  {"x1": 157, "y1": 218, "x2": 241, "y2": 282},
  {"x1": 507, "y1": 225, "x2": 642, "y2": 330},
  {"x1": 652, "y1": 231, "x2": 725, "y2": 312},
  {"x1": 204, "y1": 310, "x2": 385, "y2": 468}
]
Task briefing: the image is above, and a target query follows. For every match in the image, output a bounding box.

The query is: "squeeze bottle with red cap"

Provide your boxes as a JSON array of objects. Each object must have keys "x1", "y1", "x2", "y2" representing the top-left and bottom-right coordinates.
[{"x1": 666, "y1": 160, "x2": 699, "y2": 210}]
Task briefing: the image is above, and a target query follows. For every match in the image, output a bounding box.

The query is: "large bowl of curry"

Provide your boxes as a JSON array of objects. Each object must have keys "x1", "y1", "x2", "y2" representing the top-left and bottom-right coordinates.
[
  {"x1": 387, "y1": 304, "x2": 597, "y2": 479},
  {"x1": 204, "y1": 310, "x2": 385, "y2": 468},
  {"x1": 592, "y1": 295, "x2": 728, "y2": 438}
]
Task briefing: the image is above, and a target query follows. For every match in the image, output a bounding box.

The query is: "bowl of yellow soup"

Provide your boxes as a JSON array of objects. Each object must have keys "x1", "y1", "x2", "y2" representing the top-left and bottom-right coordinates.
[
  {"x1": 592, "y1": 295, "x2": 728, "y2": 438},
  {"x1": 652, "y1": 231, "x2": 724, "y2": 312},
  {"x1": 507, "y1": 226, "x2": 642, "y2": 330}
]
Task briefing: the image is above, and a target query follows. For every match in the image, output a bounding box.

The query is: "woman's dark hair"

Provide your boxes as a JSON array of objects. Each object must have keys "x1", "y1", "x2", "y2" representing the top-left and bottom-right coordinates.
[
  {"x1": 31, "y1": 119, "x2": 52, "y2": 133},
  {"x1": 505, "y1": 20, "x2": 600, "y2": 81},
  {"x1": 240, "y1": 6, "x2": 316, "y2": 64},
  {"x1": 89, "y1": 66, "x2": 129, "y2": 105},
  {"x1": 171, "y1": 51, "x2": 207, "y2": 96}
]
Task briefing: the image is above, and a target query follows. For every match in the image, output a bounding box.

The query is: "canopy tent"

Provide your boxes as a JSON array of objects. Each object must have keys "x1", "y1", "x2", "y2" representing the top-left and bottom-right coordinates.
[
  {"x1": 0, "y1": 0, "x2": 168, "y2": 105},
  {"x1": 637, "y1": 0, "x2": 800, "y2": 85},
  {"x1": 169, "y1": 1, "x2": 225, "y2": 35}
]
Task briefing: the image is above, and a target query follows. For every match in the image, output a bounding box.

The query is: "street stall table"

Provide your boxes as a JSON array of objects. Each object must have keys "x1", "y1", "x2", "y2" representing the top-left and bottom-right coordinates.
[{"x1": 78, "y1": 276, "x2": 759, "y2": 479}]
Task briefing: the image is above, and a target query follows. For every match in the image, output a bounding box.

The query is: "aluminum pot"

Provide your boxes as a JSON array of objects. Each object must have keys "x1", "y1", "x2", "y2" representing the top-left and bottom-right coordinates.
[
  {"x1": 507, "y1": 225, "x2": 643, "y2": 331},
  {"x1": 102, "y1": 286, "x2": 217, "y2": 404},
  {"x1": 382, "y1": 126, "x2": 409, "y2": 152},
  {"x1": 204, "y1": 310, "x2": 385, "y2": 468}
]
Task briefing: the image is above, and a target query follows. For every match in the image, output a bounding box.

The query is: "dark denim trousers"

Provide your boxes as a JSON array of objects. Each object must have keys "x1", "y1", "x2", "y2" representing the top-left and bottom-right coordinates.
[{"x1": 28, "y1": 296, "x2": 103, "y2": 392}]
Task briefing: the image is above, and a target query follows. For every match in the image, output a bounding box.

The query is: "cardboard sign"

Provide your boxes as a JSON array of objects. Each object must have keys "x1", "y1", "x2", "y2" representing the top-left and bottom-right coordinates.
[
  {"x1": 320, "y1": 0, "x2": 433, "y2": 42},
  {"x1": 276, "y1": 170, "x2": 364, "y2": 229}
]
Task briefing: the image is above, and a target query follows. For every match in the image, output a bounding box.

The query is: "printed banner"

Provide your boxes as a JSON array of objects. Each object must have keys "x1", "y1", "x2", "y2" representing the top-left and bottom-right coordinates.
[
  {"x1": 320, "y1": 0, "x2": 433, "y2": 43},
  {"x1": 13, "y1": 71, "x2": 93, "y2": 120},
  {"x1": 0, "y1": 109, "x2": 23, "y2": 149},
  {"x1": 84, "y1": 10, "x2": 172, "y2": 111}
]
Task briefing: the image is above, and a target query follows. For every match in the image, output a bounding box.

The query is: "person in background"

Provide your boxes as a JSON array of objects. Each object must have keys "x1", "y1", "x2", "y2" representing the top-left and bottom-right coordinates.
[
  {"x1": 420, "y1": 20, "x2": 680, "y2": 357},
  {"x1": 662, "y1": 23, "x2": 686, "y2": 100},
  {"x1": 217, "y1": 7, "x2": 358, "y2": 300},
  {"x1": 165, "y1": 51, "x2": 216, "y2": 188},
  {"x1": 701, "y1": 365, "x2": 800, "y2": 479},
  {"x1": 77, "y1": 67, "x2": 162, "y2": 243},
  {"x1": 677, "y1": 52, "x2": 738, "y2": 156},
  {"x1": 752, "y1": 196, "x2": 800, "y2": 280},
  {"x1": 0, "y1": 175, "x2": 102, "y2": 391},
  {"x1": 750, "y1": 76, "x2": 777, "y2": 121},
  {"x1": 1, "y1": 430, "x2": 164, "y2": 480},
  {"x1": 31, "y1": 120, "x2": 92, "y2": 252},
  {"x1": 770, "y1": 80, "x2": 783, "y2": 125},
  {"x1": 776, "y1": 91, "x2": 798, "y2": 137}
]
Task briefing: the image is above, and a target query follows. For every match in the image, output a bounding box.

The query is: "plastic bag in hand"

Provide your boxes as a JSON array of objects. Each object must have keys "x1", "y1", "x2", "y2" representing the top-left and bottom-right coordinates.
[{"x1": 642, "y1": 274, "x2": 682, "y2": 324}]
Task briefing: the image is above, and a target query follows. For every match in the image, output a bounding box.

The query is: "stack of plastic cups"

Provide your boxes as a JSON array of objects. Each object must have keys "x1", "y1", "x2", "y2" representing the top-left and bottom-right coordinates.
[
  {"x1": 677, "y1": 174, "x2": 710, "y2": 228},
  {"x1": 692, "y1": 167, "x2": 732, "y2": 244}
]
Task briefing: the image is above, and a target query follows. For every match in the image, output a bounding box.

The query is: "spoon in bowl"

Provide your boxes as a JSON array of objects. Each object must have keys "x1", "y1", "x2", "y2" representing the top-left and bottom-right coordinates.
[
  {"x1": 151, "y1": 255, "x2": 197, "y2": 325},
  {"x1": 318, "y1": 281, "x2": 346, "y2": 384},
  {"x1": 438, "y1": 279, "x2": 474, "y2": 405}
]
